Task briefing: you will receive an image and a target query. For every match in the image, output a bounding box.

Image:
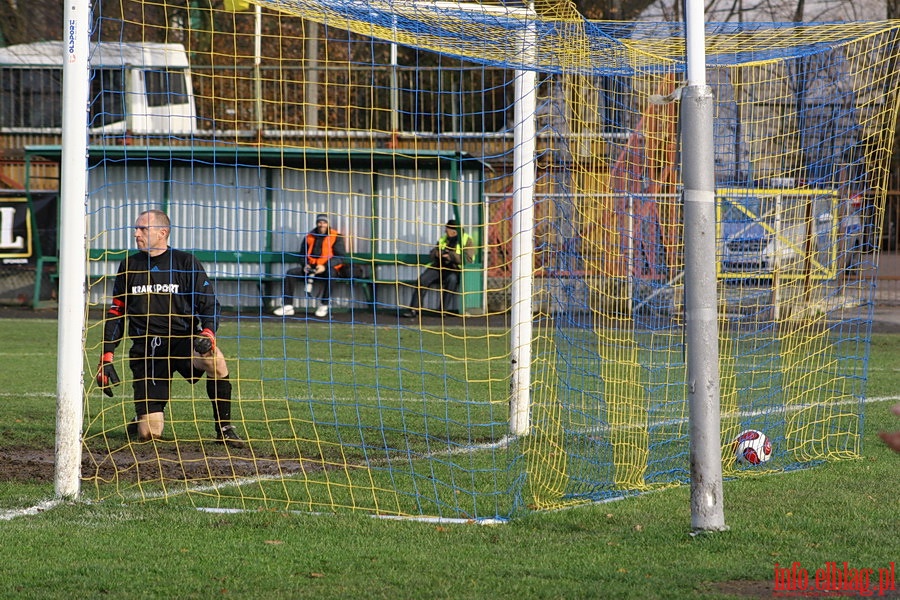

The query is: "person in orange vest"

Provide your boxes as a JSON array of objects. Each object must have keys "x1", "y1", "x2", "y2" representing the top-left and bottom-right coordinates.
[{"x1": 274, "y1": 214, "x2": 346, "y2": 318}]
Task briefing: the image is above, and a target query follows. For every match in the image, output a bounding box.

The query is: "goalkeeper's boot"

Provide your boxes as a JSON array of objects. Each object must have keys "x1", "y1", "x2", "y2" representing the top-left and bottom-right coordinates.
[
  {"x1": 217, "y1": 425, "x2": 246, "y2": 448},
  {"x1": 126, "y1": 417, "x2": 139, "y2": 438}
]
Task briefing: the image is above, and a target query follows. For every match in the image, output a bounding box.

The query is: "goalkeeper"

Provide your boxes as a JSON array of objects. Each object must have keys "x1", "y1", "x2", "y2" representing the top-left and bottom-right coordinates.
[{"x1": 95, "y1": 209, "x2": 244, "y2": 447}]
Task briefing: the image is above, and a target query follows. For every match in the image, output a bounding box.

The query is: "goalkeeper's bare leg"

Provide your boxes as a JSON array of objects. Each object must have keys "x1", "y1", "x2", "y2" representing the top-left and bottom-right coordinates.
[
  {"x1": 130, "y1": 361, "x2": 170, "y2": 442},
  {"x1": 135, "y1": 412, "x2": 165, "y2": 441},
  {"x1": 193, "y1": 347, "x2": 245, "y2": 447}
]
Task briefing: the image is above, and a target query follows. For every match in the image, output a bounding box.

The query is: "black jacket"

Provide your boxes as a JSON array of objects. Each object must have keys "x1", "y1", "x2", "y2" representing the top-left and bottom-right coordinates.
[{"x1": 102, "y1": 247, "x2": 219, "y2": 354}]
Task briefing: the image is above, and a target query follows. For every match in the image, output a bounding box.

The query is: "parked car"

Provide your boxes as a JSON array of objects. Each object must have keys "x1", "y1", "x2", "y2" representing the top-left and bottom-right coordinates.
[{"x1": 718, "y1": 187, "x2": 857, "y2": 279}]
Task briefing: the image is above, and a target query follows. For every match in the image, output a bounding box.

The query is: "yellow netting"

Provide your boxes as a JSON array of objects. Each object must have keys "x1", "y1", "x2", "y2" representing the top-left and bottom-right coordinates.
[{"x1": 62, "y1": 1, "x2": 900, "y2": 516}]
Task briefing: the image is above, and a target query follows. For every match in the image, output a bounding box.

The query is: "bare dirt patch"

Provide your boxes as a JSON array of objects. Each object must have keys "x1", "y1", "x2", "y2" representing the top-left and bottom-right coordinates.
[
  {"x1": 0, "y1": 442, "x2": 313, "y2": 486},
  {"x1": 705, "y1": 580, "x2": 773, "y2": 598}
]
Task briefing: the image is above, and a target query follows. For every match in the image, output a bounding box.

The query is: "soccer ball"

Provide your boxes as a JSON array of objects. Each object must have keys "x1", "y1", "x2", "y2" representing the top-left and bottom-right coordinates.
[{"x1": 733, "y1": 429, "x2": 772, "y2": 465}]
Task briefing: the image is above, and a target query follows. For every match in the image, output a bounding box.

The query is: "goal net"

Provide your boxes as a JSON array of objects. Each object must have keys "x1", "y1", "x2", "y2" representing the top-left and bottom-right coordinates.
[{"x1": 52, "y1": 0, "x2": 900, "y2": 518}]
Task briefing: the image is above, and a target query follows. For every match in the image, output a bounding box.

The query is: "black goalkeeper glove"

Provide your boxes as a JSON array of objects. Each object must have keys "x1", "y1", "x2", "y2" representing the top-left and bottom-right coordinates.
[
  {"x1": 194, "y1": 328, "x2": 216, "y2": 356},
  {"x1": 96, "y1": 352, "x2": 120, "y2": 397}
]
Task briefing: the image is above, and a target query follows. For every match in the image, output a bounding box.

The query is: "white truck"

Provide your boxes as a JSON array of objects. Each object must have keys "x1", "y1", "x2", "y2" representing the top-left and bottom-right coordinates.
[{"x1": 0, "y1": 40, "x2": 196, "y2": 135}]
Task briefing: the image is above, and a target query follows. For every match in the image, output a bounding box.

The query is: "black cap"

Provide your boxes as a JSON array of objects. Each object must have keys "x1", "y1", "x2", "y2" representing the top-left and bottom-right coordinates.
[
  {"x1": 445, "y1": 219, "x2": 459, "y2": 229},
  {"x1": 316, "y1": 214, "x2": 329, "y2": 224}
]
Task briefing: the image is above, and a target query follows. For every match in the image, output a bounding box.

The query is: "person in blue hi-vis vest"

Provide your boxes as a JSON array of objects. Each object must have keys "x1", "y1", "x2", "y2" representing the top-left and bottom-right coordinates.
[{"x1": 401, "y1": 219, "x2": 475, "y2": 318}]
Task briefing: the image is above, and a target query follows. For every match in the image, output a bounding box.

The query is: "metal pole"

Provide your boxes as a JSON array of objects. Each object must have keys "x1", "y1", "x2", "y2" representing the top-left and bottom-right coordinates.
[
  {"x1": 55, "y1": 0, "x2": 91, "y2": 499},
  {"x1": 304, "y1": 21, "x2": 319, "y2": 129},
  {"x1": 683, "y1": 0, "x2": 726, "y2": 532},
  {"x1": 390, "y1": 16, "x2": 399, "y2": 135},
  {"x1": 254, "y1": 4, "x2": 263, "y2": 134}
]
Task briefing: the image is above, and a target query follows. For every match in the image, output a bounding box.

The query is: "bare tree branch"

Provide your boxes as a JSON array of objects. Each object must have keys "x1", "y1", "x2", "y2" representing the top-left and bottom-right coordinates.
[{"x1": 0, "y1": 0, "x2": 63, "y2": 46}]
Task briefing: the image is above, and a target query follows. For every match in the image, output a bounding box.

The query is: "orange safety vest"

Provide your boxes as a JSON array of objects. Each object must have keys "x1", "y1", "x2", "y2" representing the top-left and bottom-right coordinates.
[{"x1": 305, "y1": 230, "x2": 340, "y2": 266}]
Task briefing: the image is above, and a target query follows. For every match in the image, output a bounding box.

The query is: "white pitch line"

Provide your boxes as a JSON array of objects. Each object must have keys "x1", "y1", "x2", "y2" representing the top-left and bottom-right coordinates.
[
  {"x1": 37, "y1": 397, "x2": 900, "y2": 510},
  {"x1": 116, "y1": 435, "x2": 518, "y2": 504},
  {"x1": 2, "y1": 396, "x2": 897, "y2": 521},
  {"x1": 0, "y1": 391, "x2": 494, "y2": 404},
  {"x1": 0, "y1": 499, "x2": 62, "y2": 521},
  {"x1": 574, "y1": 395, "x2": 900, "y2": 434},
  {"x1": 115, "y1": 398, "x2": 899, "y2": 511},
  {"x1": 195, "y1": 506, "x2": 508, "y2": 525}
]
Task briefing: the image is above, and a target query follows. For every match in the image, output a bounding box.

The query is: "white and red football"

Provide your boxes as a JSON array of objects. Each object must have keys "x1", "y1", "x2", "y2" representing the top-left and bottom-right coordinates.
[{"x1": 734, "y1": 429, "x2": 773, "y2": 465}]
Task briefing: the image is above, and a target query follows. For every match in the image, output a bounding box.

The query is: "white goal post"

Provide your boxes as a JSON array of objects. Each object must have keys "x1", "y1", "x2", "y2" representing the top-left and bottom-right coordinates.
[{"x1": 55, "y1": 0, "x2": 91, "y2": 499}]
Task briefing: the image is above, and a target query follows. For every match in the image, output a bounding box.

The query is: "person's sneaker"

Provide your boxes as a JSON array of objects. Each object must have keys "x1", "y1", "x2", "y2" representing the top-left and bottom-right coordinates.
[
  {"x1": 400, "y1": 309, "x2": 417, "y2": 318},
  {"x1": 217, "y1": 425, "x2": 245, "y2": 448},
  {"x1": 314, "y1": 304, "x2": 329, "y2": 318},
  {"x1": 274, "y1": 304, "x2": 295, "y2": 317}
]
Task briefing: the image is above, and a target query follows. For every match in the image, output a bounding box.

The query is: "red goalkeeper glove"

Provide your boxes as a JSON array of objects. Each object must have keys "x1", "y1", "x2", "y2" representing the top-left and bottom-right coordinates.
[
  {"x1": 96, "y1": 352, "x2": 120, "y2": 397},
  {"x1": 194, "y1": 328, "x2": 216, "y2": 356}
]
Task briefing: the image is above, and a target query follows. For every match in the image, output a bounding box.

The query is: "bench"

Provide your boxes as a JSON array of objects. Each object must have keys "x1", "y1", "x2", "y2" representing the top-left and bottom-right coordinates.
[
  {"x1": 351, "y1": 252, "x2": 420, "y2": 297},
  {"x1": 35, "y1": 249, "x2": 482, "y2": 313},
  {"x1": 265, "y1": 252, "x2": 437, "y2": 313},
  {"x1": 49, "y1": 249, "x2": 429, "y2": 312},
  {"x1": 357, "y1": 252, "x2": 488, "y2": 313},
  {"x1": 198, "y1": 251, "x2": 421, "y2": 312},
  {"x1": 78, "y1": 249, "x2": 373, "y2": 311},
  {"x1": 31, "y1": 255, "x2": 58, "y2": 308}
]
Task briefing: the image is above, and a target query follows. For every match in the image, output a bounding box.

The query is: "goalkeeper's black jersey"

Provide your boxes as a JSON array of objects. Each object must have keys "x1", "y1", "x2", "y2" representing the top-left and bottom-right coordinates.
[{"x1": 102, "y1": 248, "x2": 220, "y2": 354}]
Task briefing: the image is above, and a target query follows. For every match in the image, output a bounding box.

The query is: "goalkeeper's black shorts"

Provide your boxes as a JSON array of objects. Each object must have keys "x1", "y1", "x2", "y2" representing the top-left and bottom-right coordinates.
[{"x1": 129, "y1": 335, "x2": 203, "y2": 410}]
